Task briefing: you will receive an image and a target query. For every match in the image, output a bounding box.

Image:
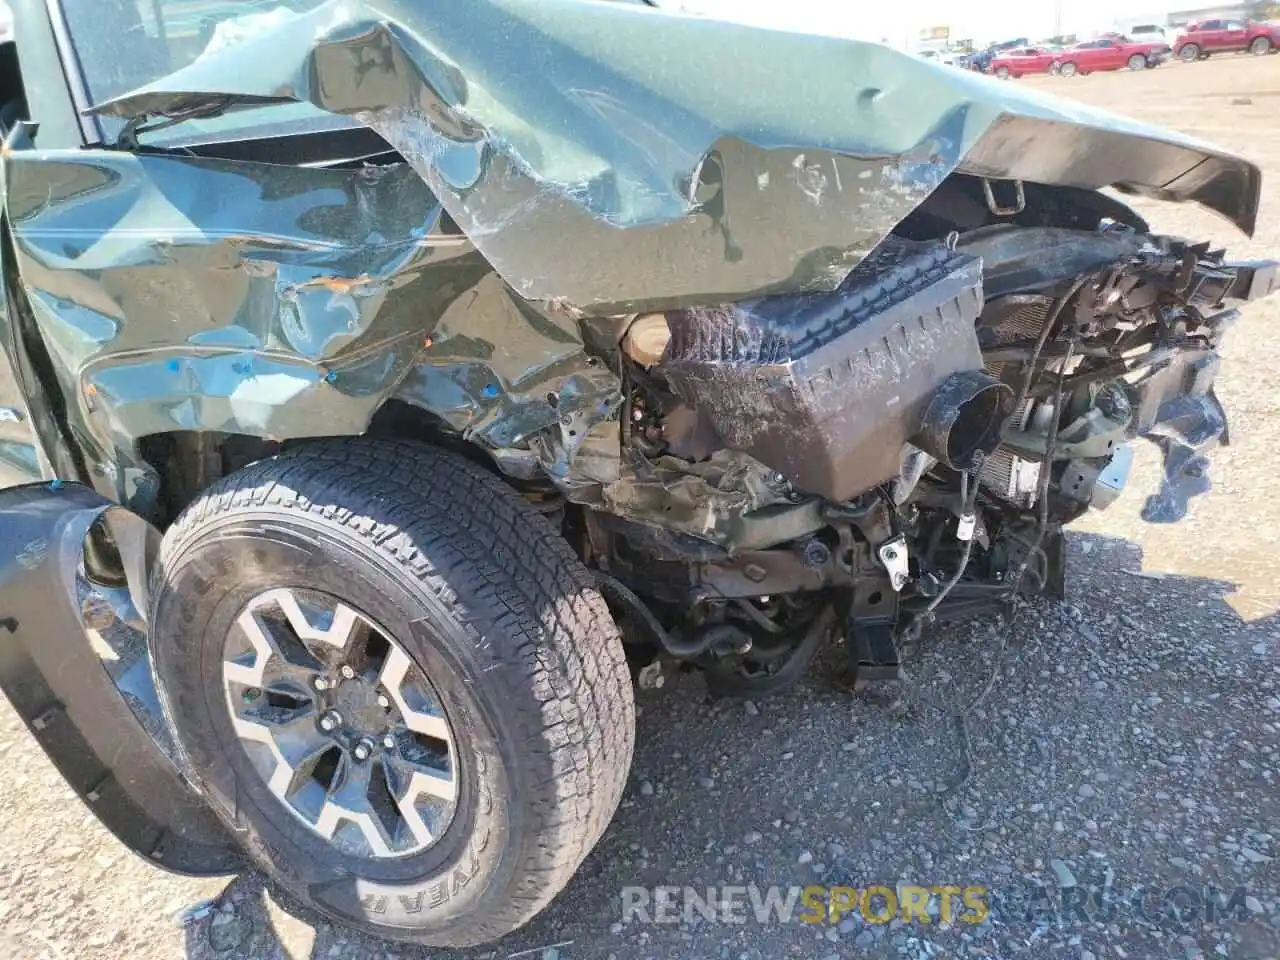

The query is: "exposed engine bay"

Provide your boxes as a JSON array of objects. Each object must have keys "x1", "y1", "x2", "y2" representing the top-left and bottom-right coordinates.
[
  {"x1": 538, "y1": 219, "x2": 1277, "y2": 696},
  {"x1": 27, "y1": 0, "x2": 1272, "y2": 702}
]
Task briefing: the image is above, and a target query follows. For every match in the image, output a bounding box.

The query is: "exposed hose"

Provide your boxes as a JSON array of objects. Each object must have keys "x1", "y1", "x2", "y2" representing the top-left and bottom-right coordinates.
[
  {"x1": 1011, "y1": 274, "x2": 1090, "y2": 414},
  {"x1": 1011, "y1": 340, "x2": 1077, "y2": 592},
  {"x1": 592, "y1": 570, "x2": 718, "y2": 659},
  {"x1": 902, "y1": 465, "x2": 982, "y2": 640}
]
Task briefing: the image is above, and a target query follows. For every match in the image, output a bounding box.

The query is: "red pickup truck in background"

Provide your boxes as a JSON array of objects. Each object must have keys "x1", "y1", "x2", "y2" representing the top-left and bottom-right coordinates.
[
  {"x1": 1053, "y1": 36, "x2": 1172, "y2": 76},
  {"x1": 1174, "y1": 19, "x2": 1280, "y2": 60}
]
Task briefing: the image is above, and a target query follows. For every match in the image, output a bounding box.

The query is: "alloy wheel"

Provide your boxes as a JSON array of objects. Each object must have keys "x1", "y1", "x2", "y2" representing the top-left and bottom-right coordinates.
[{"x1": 222, "y1": 588, "x2": 458, "y2": 858}]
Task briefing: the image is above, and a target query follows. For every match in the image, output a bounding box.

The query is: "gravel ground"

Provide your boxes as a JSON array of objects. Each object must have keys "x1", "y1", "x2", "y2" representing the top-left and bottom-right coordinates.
[{"x1": 3, "y1": 55, "x2": 1280, "y2": 960}]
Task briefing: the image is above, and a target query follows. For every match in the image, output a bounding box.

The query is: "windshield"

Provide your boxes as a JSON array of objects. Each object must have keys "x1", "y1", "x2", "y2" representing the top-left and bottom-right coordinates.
[{"x1": 59, "y1": 0, "x2": 348, "y2": 145}]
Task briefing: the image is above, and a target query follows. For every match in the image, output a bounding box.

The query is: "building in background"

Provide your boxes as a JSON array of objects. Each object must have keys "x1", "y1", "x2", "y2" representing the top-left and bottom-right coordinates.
[{"x1": 1166, "y1": 1, "x2": 1278, "y2": 23}]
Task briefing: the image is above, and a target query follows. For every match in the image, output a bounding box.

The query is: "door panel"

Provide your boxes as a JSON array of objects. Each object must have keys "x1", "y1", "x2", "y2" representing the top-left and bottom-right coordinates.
[
  {"x1": 1099, "y1": 43, "x2": 1127, "y2": 69},
  {"x1": 1200, "y1": 23, "x2": 1227, "y2": 49},
  {"x1": 1221, "y1": 23, "x2": 1249, "y2": 49}
]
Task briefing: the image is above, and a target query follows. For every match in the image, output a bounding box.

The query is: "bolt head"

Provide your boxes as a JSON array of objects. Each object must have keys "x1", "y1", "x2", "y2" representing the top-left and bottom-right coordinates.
[
  {"x1": 312, "y1": 676, "x2": 328, "y2": 691},
  {"x1": 383, "y1": 735, "x2": 396, "y2": 750},
  {"x1": 353, "y1": 740, "x2": 373, "y2": 761},
  {"x1": 340, "y1": 665, "x2": 356, "y2": 680},
  {"x1": 319, "y1": 711, "x2": 341, "y2": 733},
  {"x1": 377, "y1": 694, "x2": 391, "y2": 709}
]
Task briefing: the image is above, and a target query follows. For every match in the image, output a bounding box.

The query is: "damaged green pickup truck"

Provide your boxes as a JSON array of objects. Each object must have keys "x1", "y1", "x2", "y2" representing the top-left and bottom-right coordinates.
[{"x1": 0, "y1": 0, "x2": 1276, "y2": 948}]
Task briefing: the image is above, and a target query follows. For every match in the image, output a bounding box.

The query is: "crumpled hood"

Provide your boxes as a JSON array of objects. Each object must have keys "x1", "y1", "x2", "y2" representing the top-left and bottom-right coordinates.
[{"x1": 90, "y1": 0, "x2": 1261, "y2": 311}]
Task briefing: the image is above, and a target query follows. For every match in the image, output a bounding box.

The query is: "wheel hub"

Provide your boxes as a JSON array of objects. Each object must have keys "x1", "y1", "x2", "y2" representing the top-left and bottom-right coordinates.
[
  {"x1": 222, "y1": 588, "x2": 459, "y2": 859},
  {"x1": 331, "y1": 677, "x2": 388, "y2": 735}
]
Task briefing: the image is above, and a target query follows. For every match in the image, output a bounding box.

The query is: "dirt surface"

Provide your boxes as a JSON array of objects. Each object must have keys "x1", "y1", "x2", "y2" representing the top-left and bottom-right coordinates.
[{"x1": 3, "y1": 55, "x2": 1280, "y2": 960}]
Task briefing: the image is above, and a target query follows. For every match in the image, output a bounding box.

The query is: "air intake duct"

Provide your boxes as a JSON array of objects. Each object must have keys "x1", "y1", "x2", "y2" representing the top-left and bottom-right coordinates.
[{"x1": 915, "y1": 370, "x2": 1013, "y2": 470}]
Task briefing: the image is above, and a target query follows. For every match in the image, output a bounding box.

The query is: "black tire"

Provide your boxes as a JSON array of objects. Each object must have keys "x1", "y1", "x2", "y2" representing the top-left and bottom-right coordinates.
[
  {"x1": 1179, "y1": 43, "x2": 1200, "y2": 61},
  {"x1": 148, "y1": 438, "x2": 635, "y2": 947},
  {"x1": 1250, "y1": 36, "x2": 1272, "y2": 55},
  {"x1": 1127, "y1": 53, "x2": 1147, "y2": 70},
  {"x1": 1059, "y1": 61, "x2": 1078, "y2": 77}
]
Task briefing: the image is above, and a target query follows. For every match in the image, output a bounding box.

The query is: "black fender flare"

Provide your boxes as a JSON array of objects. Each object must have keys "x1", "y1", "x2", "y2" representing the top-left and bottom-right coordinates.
[{"x1": 0, "y1": 482, "x2": 240, "y2": 875}]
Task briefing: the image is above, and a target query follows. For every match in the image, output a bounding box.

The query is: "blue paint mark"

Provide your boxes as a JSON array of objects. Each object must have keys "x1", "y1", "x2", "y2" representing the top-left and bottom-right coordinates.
[
  {"x1": 325, "y1": 371, "x2": 338, "y2": 383},
  {"x1": 49, "y1": 478, "x2": 62, "y2": 490},
  {"x1": 166, "y1": 359, "x2": 180, "y2": 373},
  {"x1": 481, "y1": 383, "x2": 500, "y2": 399}
]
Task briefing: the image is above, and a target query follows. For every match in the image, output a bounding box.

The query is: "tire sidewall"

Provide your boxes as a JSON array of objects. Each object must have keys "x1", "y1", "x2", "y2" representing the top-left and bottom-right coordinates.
[{"x1": 151, "y1": 511, "x2": 524, "y2": 939}]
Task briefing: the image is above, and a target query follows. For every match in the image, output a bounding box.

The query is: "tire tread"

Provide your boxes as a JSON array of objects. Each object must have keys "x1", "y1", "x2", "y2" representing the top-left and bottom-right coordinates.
[{"x1": 156, "y1": 438, "x2": 635, "y2": 945}]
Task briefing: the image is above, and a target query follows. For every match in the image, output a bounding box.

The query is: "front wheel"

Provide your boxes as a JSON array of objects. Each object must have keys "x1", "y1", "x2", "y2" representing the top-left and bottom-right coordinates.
[
  {"x1": 995, "y1": 66, "x2": 1010, "y2": 79},
  {"x1": 1250, "y1": 36, "x2": 1272, "y2": 55},
  {"x1": 1179, "y1": 43, "x2": 1201, "y2": 61},
  {"x1": 1058, "y1": 61, "x2": 1078, "y2": 77},
  {"x1": 148, "y1": 439, "x2": 635, "y2": 947},
  {"x1": 1128, "y1": 53, "x2": 1148, "y2": 70}
]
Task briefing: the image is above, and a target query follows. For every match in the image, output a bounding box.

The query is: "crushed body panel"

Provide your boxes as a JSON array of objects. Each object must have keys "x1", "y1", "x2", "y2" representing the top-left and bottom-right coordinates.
[
  {"x1": 90, "y1": 0, "x2": 1260, "y2": 313},
  {"x1": 0, "y1": 0, "x2": 1269, "y2": 537},
  {"x1": 3, "y1": 152, "x2": 619, "y2": 512}
]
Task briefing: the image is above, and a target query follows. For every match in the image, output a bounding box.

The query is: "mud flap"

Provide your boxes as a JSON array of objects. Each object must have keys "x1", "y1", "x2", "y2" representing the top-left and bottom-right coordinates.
[{"x1": 0, "y1": 482, "x2": 241, "y2": 875}]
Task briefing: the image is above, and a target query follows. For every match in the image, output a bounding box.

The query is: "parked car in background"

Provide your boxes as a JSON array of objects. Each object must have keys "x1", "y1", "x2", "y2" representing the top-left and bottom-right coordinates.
[
  {"x1": 990, "y1": 46, "x2": 1058, "y2": 77},
  {"x1": 1174, "y1": 19, "x2": 1280, "y2": 59},
  {"x1": 990, "y1": 37, "x2": 1031, "y2": 52},
  {"x1": 967, "y1": 47, "x2": 995, "y2": 72},
  {"x1": 1118, "y1": 23, "x2": 1174, "y2": 45},
  {"x1": 1054, "y1": 36, "x2": 1171, "y2": 76},
  {"x1": 918, "y1": 49, "x2": 964, "y2": 67}
]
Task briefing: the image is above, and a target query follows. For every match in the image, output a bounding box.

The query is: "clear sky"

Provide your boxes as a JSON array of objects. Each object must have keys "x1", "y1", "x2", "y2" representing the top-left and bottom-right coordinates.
[{"x1": 659, "y1": 0, "x2": 1172, "y2": 46}]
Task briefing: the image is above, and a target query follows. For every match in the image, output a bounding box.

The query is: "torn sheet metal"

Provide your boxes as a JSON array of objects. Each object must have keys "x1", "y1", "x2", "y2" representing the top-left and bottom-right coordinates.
[
  {"x1": 3, "y1": 151, "x2": 620, "y2": 508},
  {"x1": 91, "y1": 0, "x2": 1260, "y2": 313}
]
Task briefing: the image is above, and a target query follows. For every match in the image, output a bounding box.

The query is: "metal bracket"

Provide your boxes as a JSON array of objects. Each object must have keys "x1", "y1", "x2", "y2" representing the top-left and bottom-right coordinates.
[
  {"x1": 876, "y1": 535, "x2": 910, "y2": 592},
  {"x1": 983, "y1": 177, "x2": 1026, "y2": 217}
]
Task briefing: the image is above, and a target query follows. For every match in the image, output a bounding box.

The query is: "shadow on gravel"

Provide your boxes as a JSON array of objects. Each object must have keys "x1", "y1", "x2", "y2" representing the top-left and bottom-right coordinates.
[{"x1": 179, "y1": 531, "x2": 1279, "y2": 960}]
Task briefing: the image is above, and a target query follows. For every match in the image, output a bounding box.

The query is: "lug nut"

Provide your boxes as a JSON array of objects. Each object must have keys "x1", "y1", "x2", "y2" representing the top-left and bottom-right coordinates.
[
  {"x1": 318, "y1": 710, "x2": 342, "y2": 733},
  {"x1": 340, "y1": 665, "x2": 356, "y2": 680},
  {"x1": 353, "y1": 739, "x2": 374, "y2": 761},
  {"x1": 312, "y1": 676, "x2": 329, "y2": 691},
  {"x1": 383, "y1": 734, "x2": 396, "y2": 750},
  {"x1": 377, "y1": 694, "x2": 391, "y2": 709}
]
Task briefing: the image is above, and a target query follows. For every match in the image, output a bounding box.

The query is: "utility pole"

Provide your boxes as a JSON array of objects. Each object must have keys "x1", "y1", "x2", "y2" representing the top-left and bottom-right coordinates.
[{"x1": 1053, "y1": 0, "x2": 1063, "y2": 40}]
